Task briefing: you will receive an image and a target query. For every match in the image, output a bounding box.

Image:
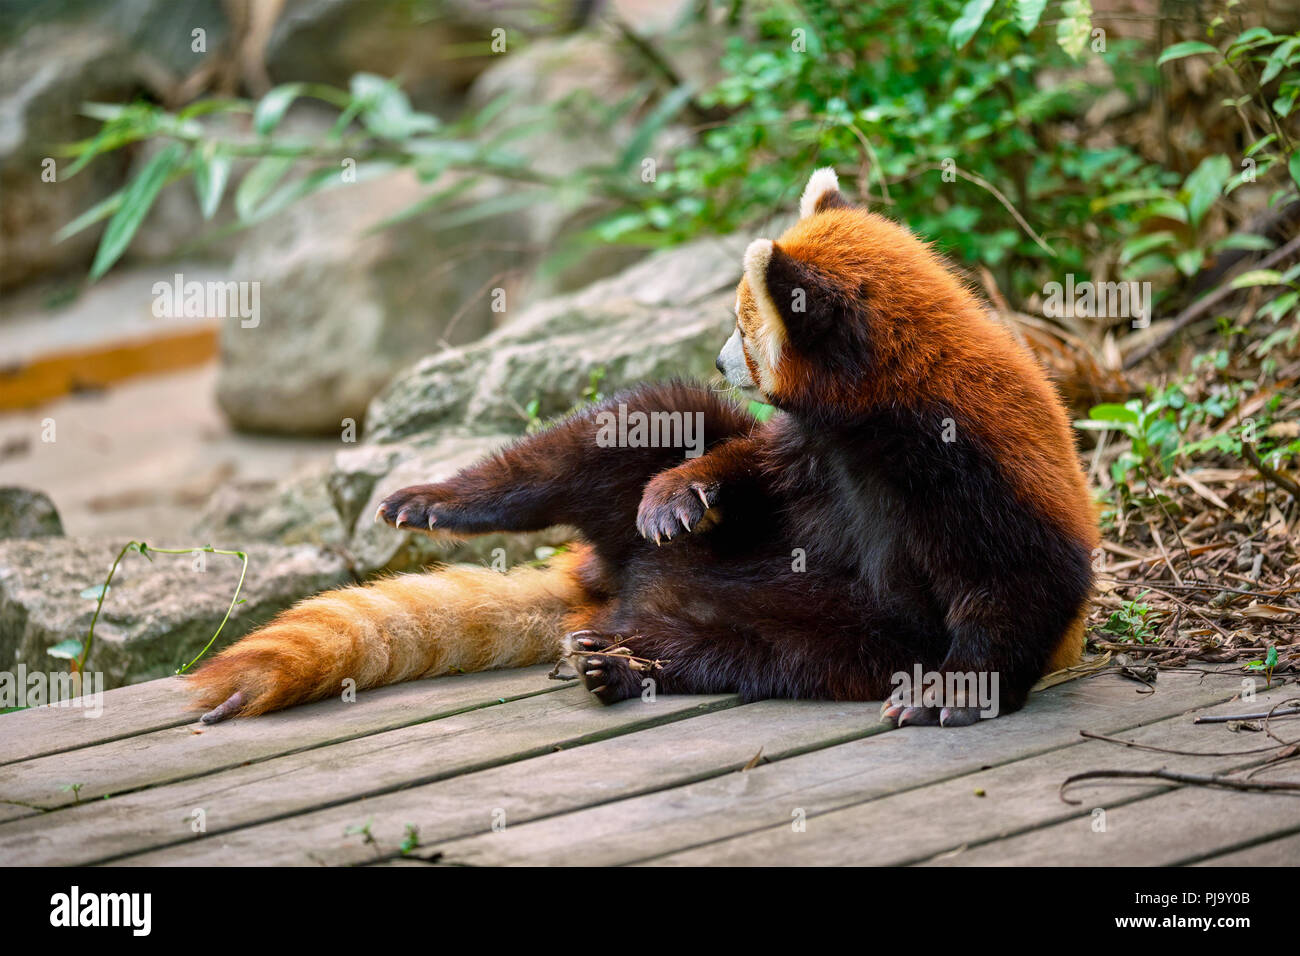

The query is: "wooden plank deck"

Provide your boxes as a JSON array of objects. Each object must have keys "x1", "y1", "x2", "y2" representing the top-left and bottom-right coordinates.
[{"x1": 1, "y1": 665, "x2": 1297, "y2": 866}]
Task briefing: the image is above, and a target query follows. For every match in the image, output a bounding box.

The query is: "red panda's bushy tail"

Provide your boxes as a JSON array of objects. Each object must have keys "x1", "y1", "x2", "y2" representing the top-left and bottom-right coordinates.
[{"x1": 185, "y1": 550, "x2": 587, "y2": 720}]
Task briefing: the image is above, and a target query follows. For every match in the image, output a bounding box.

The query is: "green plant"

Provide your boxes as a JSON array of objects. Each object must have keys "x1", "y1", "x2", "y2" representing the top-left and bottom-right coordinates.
[
  {"x1": 399, "y1": 823, "x2": 421, "y2": 855},
  {"x1": 1100, "y1": 595, "x2": 1159, "y2": 644},
  {"x1": 59, "y1": 783, "x2": 85, "y2": 804},
  {"x1": 1099, "y1": 12, "x2": 1300, "y2": 299},
  {"x1": 51, "y1": 542, "x2": 249, "y2": 676},
  {"x1": 1244, "y1": 644, "x2": 1279, "y2": 686}
]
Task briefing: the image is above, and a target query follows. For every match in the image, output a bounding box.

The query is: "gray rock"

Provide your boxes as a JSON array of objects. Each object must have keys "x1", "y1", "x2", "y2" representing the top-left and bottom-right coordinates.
[
  {"x1": 341, "y1": 433, "x2": 576, "y2": 576},
  {"x1": 215, "y1": 168, "x2": 525, "y2": 434},
  {"x1": 264, "y1": 0, "x2": 587, "y2": 108},
  {"x1": 0, "y1": 488, "x2": 64, "y2": 539},
  {"x1": 0, "y1": 538, "x2": 351, "y2": 689},
  {"x1": 0, "y1": 2, "x2": 229, "y2": 291},
  {"x1": 365, "y1": 233, "x2": 747, "y2": 444},
  {"x1": 191, "y1": 460, "x2": 347, "y2": 551}
]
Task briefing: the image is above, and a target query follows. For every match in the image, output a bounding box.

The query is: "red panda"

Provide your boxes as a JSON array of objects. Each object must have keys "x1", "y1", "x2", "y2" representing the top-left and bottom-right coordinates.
[{"x1": 189, "y1": 168, "x2": 1097, "y2": 728}]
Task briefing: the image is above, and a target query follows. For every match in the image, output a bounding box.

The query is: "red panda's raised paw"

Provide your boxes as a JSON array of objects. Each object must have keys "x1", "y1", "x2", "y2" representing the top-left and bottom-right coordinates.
[
  {"x1": 635, "y1": 473, "x2": 719, "y2": 544},
  {"x1": 376, "y1": 484, "x2": 473, "y2": 538}
]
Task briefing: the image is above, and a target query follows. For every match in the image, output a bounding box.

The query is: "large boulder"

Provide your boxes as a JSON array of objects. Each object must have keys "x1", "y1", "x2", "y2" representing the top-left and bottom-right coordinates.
[
  {"x1": 192, "y1": 233, "x2": 748, "y2": 574},
  {"x1": 0, "y1": 538, "x2": 351, "y2": 688},
  {"x1": 365, "y1": 233, "x2": 746, "y2": 443},
  {"x1": 214, "y1": 168, "x2": 525, "y2": 434}
]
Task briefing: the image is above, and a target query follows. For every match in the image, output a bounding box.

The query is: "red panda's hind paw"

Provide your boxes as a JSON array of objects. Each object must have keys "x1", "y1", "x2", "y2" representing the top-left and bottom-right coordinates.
[
  {"x1": 939, "y1": 705, "x2": 984, "y2": 727},
  {"x1": 635, "y1": 475, "x2": 719, "y2": 544},
  {"x1": 561, "y1": 631, "x2": 643, "y2": 705},
  {"x1": 879, "y1": 700, "x2": 987, "y2": 728}
]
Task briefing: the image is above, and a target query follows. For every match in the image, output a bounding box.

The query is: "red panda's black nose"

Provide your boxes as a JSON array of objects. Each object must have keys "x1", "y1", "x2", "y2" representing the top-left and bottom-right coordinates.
[{"x1": 715, "y1": 355, "x2": 725, "y2": 374}]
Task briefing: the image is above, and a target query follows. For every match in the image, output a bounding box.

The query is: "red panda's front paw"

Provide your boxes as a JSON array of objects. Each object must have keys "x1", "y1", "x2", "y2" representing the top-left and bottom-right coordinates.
[
  {"x1": 376, "y1": 484, "x2": 469, "y2": 538},
  {"x1": 635, "y1": 473, "x2": 719, "y2": 544}
]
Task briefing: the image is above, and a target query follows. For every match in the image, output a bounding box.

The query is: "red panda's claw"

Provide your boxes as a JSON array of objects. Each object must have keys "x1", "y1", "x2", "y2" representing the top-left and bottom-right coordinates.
[
  {"x1": 879, "y1": 699, "x2": 905, "y2": 725},
  {"x1": 939, "y1": 706, "x2": 984, "y2": 727},
  {"x1": 896, "y1": 706, "x2": 942, "y2": 727}
]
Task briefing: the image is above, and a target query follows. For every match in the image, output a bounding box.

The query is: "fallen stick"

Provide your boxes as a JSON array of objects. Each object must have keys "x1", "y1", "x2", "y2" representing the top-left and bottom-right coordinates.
[
  {"x1": 1059, "y1": 767, "x2": 1300, "y2": 804},
  {"x1": 1195, "y1": 706, "x2": 1300, "y2": 724}
]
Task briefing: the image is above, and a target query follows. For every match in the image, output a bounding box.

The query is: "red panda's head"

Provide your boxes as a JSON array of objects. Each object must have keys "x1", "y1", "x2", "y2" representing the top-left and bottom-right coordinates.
[{"x1": 718, "y1": 167, "x2": 980, "y2": 419}]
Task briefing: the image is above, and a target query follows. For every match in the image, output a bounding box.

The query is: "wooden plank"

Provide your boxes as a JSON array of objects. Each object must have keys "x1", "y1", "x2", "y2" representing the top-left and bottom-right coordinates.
[
  {"x1": 0, "y1": 686, "x2": 736, "y2": 864},
  {"x1": 426, "y1": 670, "x2": 1256, "y2": 865},
  {"x1": 929, "y1": 784, "x2": 1300, "y2": 867},
  {"x1": 639, "y1": 681, "x2": 1299, "y2": 866},
  {"x1": 0, "y1": 666, "x2": 566, "y2": 823},
  {"x1": 112, "y1": 698, "x2": 884, "y2": 865},
  {"x1": 0, "y1": 678, "x2": 195, "y2": 766},
  {"x1": 1191, "y1": 831, "x2": 1300, "y2": 865}
]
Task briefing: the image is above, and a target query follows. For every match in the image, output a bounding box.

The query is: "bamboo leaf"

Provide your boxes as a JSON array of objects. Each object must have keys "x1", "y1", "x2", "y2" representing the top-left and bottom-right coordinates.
[
  {"x1": 193, "y1": 148, "x2": 232, "y2": 220},
  {"x1": 254, "y1": 83, "x2": 305, "y2": 136},
  {"x1": 89, "y1": 143, "x2": 186, "y2": 281}
]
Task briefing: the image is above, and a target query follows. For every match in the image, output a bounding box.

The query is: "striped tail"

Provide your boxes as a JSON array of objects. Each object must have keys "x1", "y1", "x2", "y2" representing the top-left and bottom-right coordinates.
[{"x1": 185, "y1": 551, "x2": 586, "y2": 720}]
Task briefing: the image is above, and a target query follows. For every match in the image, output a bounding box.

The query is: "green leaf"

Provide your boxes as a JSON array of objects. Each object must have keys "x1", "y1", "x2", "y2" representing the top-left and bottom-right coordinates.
[
  {"x1": 1091, "y1": 187, "x2": 1173, "y2": 212},
  {"x1": 54, "y1": 188, "x2": 124, "y2": 243},
  {"x1": 193, "y1": 148, "x2": 232, "y2": 220},
  {"x1": 1056, "y1": 0, "x2": 1093, "y2": 60},
  {"x1": 89, "y1": 142, "x2": 186, "y2": 281},
  {"x1": 618, "y1": 84, "x2": 695, "y2": 171},
  {"x1": 1119, "y1": 231, "x2": 1175, "y2": 265},
  {"x1": 178, "y1": 97, "x2": 254, "y2": 121},
  {"x1": 350, "y1": 73, "x2": 438, "y2": 140},
  {"x1": 1256, "y1": 290, "x2": 1298, "y2": 321},
  {"x1": 1157, "y1": 41, "x2": 1218, "y2": 66},
  {"x1": 1175, "y1": 247, "x2": 1204, "y2": 277},
  {"x1": 1290, "y1": 151, "x2": 1300, "y2": 191},
  {"x1": 79, "y1": 584, "x2": 110, "y2": 600},
  {"x1": 1014, "y1": 0, "x2": 1048, "y2": 34},
  {"x1": 1090, "y1": 402, "x2": 1140, "y2": 423},
  {"x1": 1259, "y1": 38, "x2": 1298, "y2": 86},
  {"x1": 1181, "y1": 154, "x2": 1230, "y2": 227},
  {"x1": 1212, "y1": 234, "x2": 1274, "y2": 253},
  {"x1": 47, "y1": 639, "x2": 85, "y2": 661},
  {"x1": 948, "y1": 0, "x2": 996, "y2": 49},
  {"x1": 253, "y1": 83, "x2": 305, "y2": 136},
  {"x1": 235, "y1": 155, "x2": 295, "y2": 220},
  {"x1": 1230, "y1": 269, "x2": 1283, "y2": 289}
]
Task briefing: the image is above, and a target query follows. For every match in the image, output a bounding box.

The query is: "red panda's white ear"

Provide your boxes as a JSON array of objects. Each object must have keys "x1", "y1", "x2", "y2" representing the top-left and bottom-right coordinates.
[
  {"x1": 742, "y1": 238, "x2": 786, "y2": 387},
  {"x1": 799, "y1": 167, "x2": 841, "y2": 219}
]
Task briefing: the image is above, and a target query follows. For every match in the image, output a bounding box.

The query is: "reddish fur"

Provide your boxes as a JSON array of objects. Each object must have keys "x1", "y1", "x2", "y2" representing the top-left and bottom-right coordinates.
[{"x1": 188, "y1": 171, "x2": 1096, "y2": 721}]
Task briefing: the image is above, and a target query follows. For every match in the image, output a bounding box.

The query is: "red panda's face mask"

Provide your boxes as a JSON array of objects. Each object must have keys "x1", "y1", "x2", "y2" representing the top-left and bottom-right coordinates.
[
  {"x1": 717, "y1": 167, "x2": 849, "y2": 408},
  {"x1": 719, "y1": 168, "x2": 966, "y2": 418}
]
